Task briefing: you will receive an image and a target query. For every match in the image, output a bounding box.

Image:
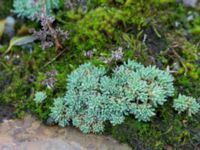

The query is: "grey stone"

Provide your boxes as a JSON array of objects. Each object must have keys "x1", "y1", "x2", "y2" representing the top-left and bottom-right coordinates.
[
  {"x1": 183, "y1": 0, "x2": 197, "y2": 8},
  {"x1": 0, "y1": 115, "x2": 131, "y2": 150}
]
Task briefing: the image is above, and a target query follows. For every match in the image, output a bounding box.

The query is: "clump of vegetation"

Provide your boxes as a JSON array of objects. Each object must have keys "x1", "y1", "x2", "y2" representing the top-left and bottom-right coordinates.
[
  {"x1": 173, "y1": 94, "x2": 200, "y2": 116},
  {"x1": 50, "y1": 60, "x2": 199, "y2": 133},
  {"x1": 31, "y1": 13, "x2": 69, "y2": 50},
  {"x1": 105, "y1": 60, "x2": 174, "y2": 122},
  {"x1": 13, "y1": 0, "x2": 60, "y2": 19},
  {"x1": 60, "y1": 0, "x2": 148, "y2": 51},
  {"x1": 34, "y1": 91, "x2": 47, "y2": 104},
  {"x1": 50, "y1": 63, "x2": 107, "y2": 133},
  {"x1": 13, "y1": 0, "x2": 68, "y2": 50}
]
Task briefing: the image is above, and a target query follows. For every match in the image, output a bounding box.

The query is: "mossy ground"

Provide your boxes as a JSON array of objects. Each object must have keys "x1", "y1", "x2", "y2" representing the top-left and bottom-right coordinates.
[{"x1": 0, "y1": 0, "x2": 200, "y2": 149}]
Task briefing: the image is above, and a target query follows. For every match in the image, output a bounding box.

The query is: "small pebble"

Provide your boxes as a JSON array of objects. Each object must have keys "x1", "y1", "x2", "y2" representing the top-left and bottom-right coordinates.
[
  {"x1": 183, "y1": 0, "x2": 197, "y2": 8},
  {"x1": 4, "y1": 16, "x2": 15, "y2": 38}
]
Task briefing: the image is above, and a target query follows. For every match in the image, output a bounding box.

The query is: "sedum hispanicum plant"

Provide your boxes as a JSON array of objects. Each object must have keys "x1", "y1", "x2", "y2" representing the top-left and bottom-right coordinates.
[
  {"x1": 101, "y1": 60, "x2": 175, "y2": 122},
  {"x1": 34, "y1": 91, "x2": 47, "y2": 104},
  {"x1": 173, "y1": 94, "x2": 200, "y2": 116},
  {"x1": 50, "y1": 60, "x2": 177, "y2": 133},
  {"x1": 50, "y1": 63, "x2": 107, "y2": 133},
  {"x1": 13, "y1": 0, "x2": 60, "y2": 20}
]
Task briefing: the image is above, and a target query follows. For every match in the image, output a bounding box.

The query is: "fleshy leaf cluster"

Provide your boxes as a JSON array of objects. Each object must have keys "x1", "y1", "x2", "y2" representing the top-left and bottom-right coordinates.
[
  {"x1": 173, "y1": 94, "x2": 200, "y2": 116},
  {"x1": 50, "y1": 60, "x2": 176, "y2": 133},
  {"x1": 13, "y1": 0, "x2": 60, "y2": 19},
  {"x1": 101, "y1": 60, "x2": 174, "y2": 122},
  {"x1": 50, "y1": 63, "x2": 107, "y2": 133},
  {"x1": 34, "y1": 91, "x2": 47, "y2": 104}
]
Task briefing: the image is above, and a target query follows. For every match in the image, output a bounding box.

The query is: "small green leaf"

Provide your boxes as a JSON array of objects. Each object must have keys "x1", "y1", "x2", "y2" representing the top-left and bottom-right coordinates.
[
  {"x1": 153, "y1": 26, "x2": 161, "y2": 38},
  {"x1": 0, "y1": 19, "x2": 6, "y2": 39},
  {"x1": 5, "y1": 35, "x2": 36, "y2": 54}
]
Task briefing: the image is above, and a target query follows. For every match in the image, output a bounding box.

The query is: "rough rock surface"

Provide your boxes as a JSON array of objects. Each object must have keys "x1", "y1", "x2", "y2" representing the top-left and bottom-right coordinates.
[{"x1": 0, "y1": 115, "x2": 131, "y2": 150}]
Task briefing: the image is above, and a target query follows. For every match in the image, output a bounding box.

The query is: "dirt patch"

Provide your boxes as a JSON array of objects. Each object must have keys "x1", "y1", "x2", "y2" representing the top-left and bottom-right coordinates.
[
  {"x1": 0, "y1": 105, "x2": 16, "y2": 123},
  {"x1": 0, "y1": 63, "x2": 16, "y2": 122},
  {"x1": 145, "y1": 27, "x2": 167, "y2": 54}
]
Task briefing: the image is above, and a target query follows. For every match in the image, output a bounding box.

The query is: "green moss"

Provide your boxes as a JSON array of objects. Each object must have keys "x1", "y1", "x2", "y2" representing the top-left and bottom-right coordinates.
[
  {"x1": 109, "y1": 103, "x2": 200, "y2": 149},
  {"x1": 58, "y1": 0, "x2": 151, "y2": 52},
  {"x1": 0, "y1": 42, "x2": 81, "y2": 119},
  {"x1": 0, "y1": 0, "x2": 13, "y2": 18}
]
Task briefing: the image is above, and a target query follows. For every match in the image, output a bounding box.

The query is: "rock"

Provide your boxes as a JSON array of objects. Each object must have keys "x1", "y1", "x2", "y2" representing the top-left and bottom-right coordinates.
[
  {"x1": 4, "y1": 16, "x2": 15, "y2": 38},
  {"x1": 45, "y1": 116, "x2": 55, "y2": 126},
  {"x1": 0, "y1": 115, "x2": 131, "y2": 150},
  {"x1": 176, "y1": 0, "x2": 197, "y2": 8},
  {"x1": 0, "y1": 105, "x2": 15, "y2": 123},
  {"x1": 184, "y1": 0, "x2": 197, "y2": 7},
  {"x1": 12, "y1": 59, "x2": 20, "y2": 65}
]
